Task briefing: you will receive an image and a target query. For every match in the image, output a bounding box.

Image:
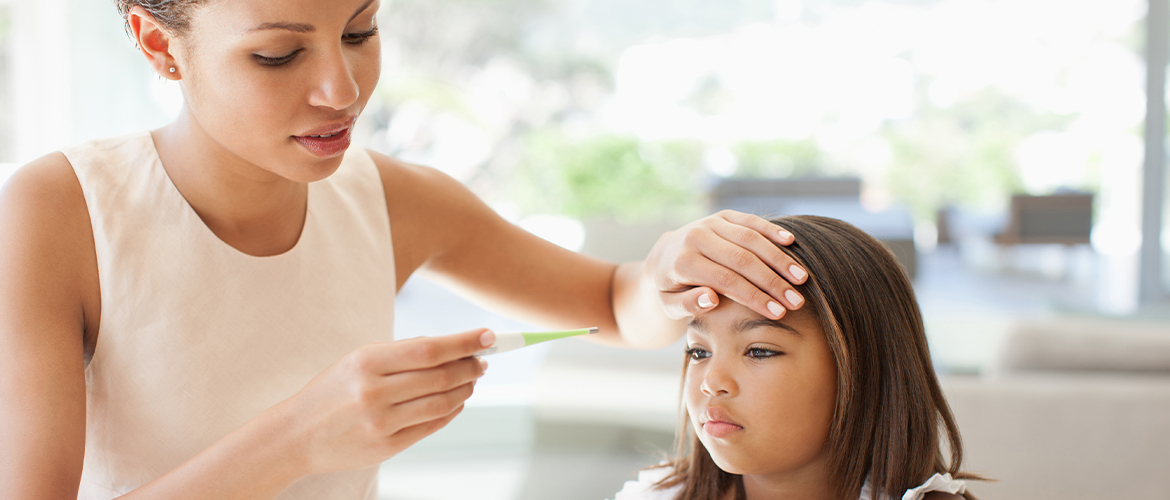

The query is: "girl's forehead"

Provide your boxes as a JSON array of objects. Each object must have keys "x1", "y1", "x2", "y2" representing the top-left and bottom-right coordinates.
[{"x1": 687, "y1": 300, "x2": 820, "y2": 341}]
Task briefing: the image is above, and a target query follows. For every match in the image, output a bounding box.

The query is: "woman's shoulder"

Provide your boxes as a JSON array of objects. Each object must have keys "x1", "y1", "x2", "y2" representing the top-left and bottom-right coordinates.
[
  {"x1": 365, "y1": 147, "x2": 505, "y2": 253},
  {"x1": 611, "y1": 465, "x2": 682, "y2": 500},
  {"x1": 0, "y1": 150, "x2": 100, "y2": 343},
  {"x1": 1, "y1": 152, "x2": 90, "y2": 234},
  {"x1": 366, "y1": 148, "x2": 469, "y2": 201},
  {"x1": 0, "y1": 150, "x2": 97, "y2": 272}
]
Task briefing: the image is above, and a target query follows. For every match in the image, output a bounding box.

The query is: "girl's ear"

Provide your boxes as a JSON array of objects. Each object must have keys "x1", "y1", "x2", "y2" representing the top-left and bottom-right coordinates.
[{"x1": 126, "y1": 6, "x2": 181, "y2": 80}]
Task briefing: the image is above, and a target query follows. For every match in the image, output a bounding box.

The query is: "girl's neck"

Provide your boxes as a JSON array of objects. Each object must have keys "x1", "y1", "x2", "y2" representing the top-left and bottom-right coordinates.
[
  {"x1": 152, "y1": 109, "x2": 308, "y2": 257},
  {"x1": 739, "y1": 456, "x2": 837, "y2": 500}
]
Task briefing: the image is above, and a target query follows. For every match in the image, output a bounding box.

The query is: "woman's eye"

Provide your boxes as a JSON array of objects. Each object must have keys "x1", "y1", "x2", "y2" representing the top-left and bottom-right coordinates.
[
  {"x1": 254, "y1": 50, "x2": 299, "y2": 66},
  {"x1": 343, "y1": 26, "x2": 379, "y2": 45},
  {"x1": 746, "y1": 347, "x2": 781, "y2": 358},
  {"x1": 685, "y1": 347, "x2": 710, "y2": 360}
]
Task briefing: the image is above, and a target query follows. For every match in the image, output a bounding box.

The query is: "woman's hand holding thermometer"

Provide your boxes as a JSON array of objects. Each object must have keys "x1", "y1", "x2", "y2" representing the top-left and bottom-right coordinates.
[
  {"x1": 476, "y1": 327, "x2": 599, "y2": 356},
  {"x1": 263, "y1": 328, "x2": 491, "y2": 481}
]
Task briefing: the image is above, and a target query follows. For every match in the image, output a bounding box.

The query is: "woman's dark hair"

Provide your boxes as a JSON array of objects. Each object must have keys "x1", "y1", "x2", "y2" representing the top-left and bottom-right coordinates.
[
  {"x1": 114, "y1": 0, "x2": 205, "y2": 36},
  {"x1": 657, "y1": 215, "x2": 980, "y2": 500}
]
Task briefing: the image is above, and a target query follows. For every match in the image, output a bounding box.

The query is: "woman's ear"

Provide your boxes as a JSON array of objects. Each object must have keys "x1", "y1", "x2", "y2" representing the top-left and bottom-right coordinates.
[{"x1": 126, "y1": 6, "x2": 181, "y2": 80}]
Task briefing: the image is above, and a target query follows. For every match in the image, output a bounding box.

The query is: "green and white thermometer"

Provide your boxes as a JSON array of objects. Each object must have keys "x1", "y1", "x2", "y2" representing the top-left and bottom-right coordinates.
[{"x1": 475, "y1": 327, "x2": 599, "y2": 356}]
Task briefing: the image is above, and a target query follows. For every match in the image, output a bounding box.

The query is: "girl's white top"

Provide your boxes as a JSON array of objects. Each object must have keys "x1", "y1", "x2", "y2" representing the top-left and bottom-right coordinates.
[
  {"x1": 611, "y1": 466, "x2": 967, "y2": 500},
  {"x1": 64, "y1": 133, "x2": 396, "y2": 500}
]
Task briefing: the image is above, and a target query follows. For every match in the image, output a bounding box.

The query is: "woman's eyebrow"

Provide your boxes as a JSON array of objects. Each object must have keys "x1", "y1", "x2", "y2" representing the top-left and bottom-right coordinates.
[
  {"x1": 250, "y1": 22, "x2": 315, "y2": 33},
  {"x1": 248, "y1": 0, "x2": 377, "y2": 33}
]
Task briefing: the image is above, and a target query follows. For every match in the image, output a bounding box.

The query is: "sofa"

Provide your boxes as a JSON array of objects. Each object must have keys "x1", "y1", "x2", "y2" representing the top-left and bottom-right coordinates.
[{"x1": 943, "y1": 316, "x2": 1170, "y2": 500}]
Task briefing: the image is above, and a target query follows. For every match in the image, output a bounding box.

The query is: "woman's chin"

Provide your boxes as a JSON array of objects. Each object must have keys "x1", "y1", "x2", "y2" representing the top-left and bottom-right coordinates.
[{"x1": 277, "y1": 154, "x2": 347, "y2": 184}]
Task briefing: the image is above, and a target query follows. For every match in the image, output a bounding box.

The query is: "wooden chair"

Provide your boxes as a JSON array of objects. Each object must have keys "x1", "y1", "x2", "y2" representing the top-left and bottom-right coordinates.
[{"x1": 995, "y1": 194, "x2": 1093, "y2": 245}]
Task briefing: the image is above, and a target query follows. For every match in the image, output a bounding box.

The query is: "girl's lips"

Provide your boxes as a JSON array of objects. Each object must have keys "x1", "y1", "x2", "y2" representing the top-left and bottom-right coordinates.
[
  {"x1": 293, "y1": 126, "x2": 352, "y2": 158},
  {"x1": 703, "y1": 420, "x2": 744, "y2": 439},
  {"x1": 701, "y1": 406, "x2": 744, "y2": 438}
]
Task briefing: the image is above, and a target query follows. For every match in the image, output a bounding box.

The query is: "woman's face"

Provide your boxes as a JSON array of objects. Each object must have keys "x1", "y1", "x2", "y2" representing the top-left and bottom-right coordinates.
[
  {"x1": 684, "y1": 298, "x2": 838, "y2": 479},
  {"x1": 173, "y1": 0, "x2": 381, "y2": 182}
]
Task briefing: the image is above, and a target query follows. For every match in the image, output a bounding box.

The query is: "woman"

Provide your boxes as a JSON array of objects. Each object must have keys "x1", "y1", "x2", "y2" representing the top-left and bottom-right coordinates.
[
  {"x1": 0, "y1": 0, "x2": 811, "y2": 498},
  {"x1": 611, "y1": 216, "x2": 981, "y2": 500}
]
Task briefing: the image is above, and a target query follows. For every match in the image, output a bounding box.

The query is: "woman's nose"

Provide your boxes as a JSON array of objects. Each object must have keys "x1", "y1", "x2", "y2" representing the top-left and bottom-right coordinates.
[
  {"x1": 699, "y1": 360, "x2": 737, "y2": 397},
  {"x1": 308, "y1": 48, "x2": 360, "y2": 110}
]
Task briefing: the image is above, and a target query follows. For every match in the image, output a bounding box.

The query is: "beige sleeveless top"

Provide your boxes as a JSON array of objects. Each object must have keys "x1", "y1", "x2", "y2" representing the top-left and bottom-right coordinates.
[{"x1": 63, "y1": 132, "x2": 396, "y2": 499}]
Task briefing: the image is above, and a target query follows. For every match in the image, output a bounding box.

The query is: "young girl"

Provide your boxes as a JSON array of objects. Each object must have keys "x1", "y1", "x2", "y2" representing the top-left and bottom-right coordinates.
[
  {"x1": 612, "y1": 215, "x2": 979, "y2": 500},
  {"x1": 0, "y1": 1, "x2": 811, "y2": 498}
]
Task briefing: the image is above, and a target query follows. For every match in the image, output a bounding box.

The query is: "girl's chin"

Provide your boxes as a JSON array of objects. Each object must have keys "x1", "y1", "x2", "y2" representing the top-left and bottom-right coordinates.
[{"x1": 702, "y1": 444, "x2": 752, "y2": 475}]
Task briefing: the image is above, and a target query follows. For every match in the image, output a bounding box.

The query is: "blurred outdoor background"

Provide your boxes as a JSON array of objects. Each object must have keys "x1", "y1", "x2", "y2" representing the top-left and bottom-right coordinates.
[{"x1": 3, "y1": 0, "x2": 1170, "y2": 499}]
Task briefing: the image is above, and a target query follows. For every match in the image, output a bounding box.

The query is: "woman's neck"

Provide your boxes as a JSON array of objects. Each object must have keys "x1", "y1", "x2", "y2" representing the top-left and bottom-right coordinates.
[{"x1": 152, "y1": 109, "x2": 308, "y2": 257}]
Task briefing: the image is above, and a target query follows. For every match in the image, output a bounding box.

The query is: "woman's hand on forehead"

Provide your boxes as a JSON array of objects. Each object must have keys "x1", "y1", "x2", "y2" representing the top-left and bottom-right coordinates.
[{"x1": 646, "y1": 210, "x2": 808, "y2": 321}]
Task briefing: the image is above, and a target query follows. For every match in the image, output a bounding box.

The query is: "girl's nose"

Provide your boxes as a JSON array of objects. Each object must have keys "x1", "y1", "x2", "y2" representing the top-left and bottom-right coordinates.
[{"x1": 699, "y1": 361, "x2": 738, "y2": 397}]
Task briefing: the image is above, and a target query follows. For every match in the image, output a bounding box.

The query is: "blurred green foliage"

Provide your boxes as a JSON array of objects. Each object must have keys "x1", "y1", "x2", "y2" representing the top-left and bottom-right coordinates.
[
  {"x1": 883, "y1": 87, "x2": 1077, "y2": 219},
  {"x1": 513, "y1": 132, "x2": 706, "y2": 223},
  {"x1": 376, "y1": 0, "x2": 1110, "y2": 226},
  {"x1": 732, "y1": 139, "x2": 823, "y2": 178}
]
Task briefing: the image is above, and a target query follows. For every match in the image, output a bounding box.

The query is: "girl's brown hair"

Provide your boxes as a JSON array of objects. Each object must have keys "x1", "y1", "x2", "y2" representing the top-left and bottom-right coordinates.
[{"x1": 657, "y1": 215, "x2": 979, "y2": 500}]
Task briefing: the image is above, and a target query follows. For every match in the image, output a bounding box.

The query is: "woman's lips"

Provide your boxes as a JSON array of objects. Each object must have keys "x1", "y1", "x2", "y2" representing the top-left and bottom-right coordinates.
[
  {"x1": 702, "y1": 406, "x2": 744, "y2": 438},
  {"x1": 293, "y1": 119, "x2": 355, "y2": 158}
]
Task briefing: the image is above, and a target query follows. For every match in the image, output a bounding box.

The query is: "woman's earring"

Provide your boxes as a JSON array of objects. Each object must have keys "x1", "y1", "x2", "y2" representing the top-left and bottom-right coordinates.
[{"x1": 169, "y1": 67, "x2": 176, "y2": 74}]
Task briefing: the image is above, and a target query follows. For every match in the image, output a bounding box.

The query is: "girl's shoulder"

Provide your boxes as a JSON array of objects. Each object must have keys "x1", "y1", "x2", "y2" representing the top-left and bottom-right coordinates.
[
  {"x1": 860, "y1": 473, "x2": 968, "y2": 500},
  {"x1": 611, "y1": 468, "x2": 967, "y2": 500},
  {"x1": 611, "y1": 465, "x2": 682, "y2": 500}
]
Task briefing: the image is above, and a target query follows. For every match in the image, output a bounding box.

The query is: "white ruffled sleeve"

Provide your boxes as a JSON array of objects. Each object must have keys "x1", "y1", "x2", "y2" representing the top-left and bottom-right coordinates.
[
  {"x1": 610, "y1": 465, "x2": 682, "y2": 500},
  {"x1": 900, "y1": 473, "x2": 967, "y2": 500}
]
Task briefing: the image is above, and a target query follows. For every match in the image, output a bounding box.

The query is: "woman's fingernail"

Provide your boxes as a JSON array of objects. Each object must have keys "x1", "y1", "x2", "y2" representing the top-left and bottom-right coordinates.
[
  {"x1": 698, "y1": 293, "x2": 714, "y2": 308},
  {"x1": 480, "y1": 330, "x2": 496, "y2": 347},
  {"x1": 778, "y1": 229, "x2": 793, "y2": 241},
  {"x1": 789, "y1": 264, "x2": 807, "y2": 281},
  {"x1": 785, "y1": 289, "x2": 804, "y2": 307},
  {"x1": 767, "y1": 301, "x2": 785, "y2": 318},
  {"x1": 478, "y1": 357, "x2": 489, "y2": 372}
]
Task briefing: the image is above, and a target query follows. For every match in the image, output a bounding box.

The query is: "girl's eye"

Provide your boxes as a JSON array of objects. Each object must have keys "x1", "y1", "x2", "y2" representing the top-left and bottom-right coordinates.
[
  {"x1": 685, "y1": 347, "x2": 710, "y2": 361},
  {"x1": 746, "y1": 347, "x2": 781, "y2": 358},
  {"x1": 343, "y1": 26, "x2": 379, "y2": 45},
  {"x1": 254, "y1": 50, "x2": 300, "y2": 66}
]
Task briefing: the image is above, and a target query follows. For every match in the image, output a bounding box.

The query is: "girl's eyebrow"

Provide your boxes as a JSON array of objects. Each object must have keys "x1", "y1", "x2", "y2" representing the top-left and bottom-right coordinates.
[
  {"x1": 739, "y1": 318, "x2": 802, "y2": 337},
  {"x1": 687, "y1": 317, "x2": 802, "y2": 337}
]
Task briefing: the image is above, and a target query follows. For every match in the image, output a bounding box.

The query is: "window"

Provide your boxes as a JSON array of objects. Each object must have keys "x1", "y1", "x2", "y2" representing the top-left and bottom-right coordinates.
[{"x1": 0, "y1": 0, "x2": 12, "y2": 167}]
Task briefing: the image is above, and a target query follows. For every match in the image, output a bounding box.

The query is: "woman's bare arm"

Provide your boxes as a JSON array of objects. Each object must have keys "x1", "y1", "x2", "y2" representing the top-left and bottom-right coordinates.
[
  {"x1": 374, "y1": 152, "x2": 805, "y2": 349},
  {"x1": 377, "y1": 151, "x2": 620, "y2": 334},
  {"x1": 0, "y1": 153, "x2": 95, "y2": 497}
]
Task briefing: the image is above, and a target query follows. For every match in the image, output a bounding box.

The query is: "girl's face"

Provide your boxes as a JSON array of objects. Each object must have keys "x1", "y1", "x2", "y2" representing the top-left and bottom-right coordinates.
[
  {"x1": 684, "y1": 299, "x2": 838, "y2": 479},
  {"x1": 173, "y1": 0, "x2": 381, "y2": 182}
]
